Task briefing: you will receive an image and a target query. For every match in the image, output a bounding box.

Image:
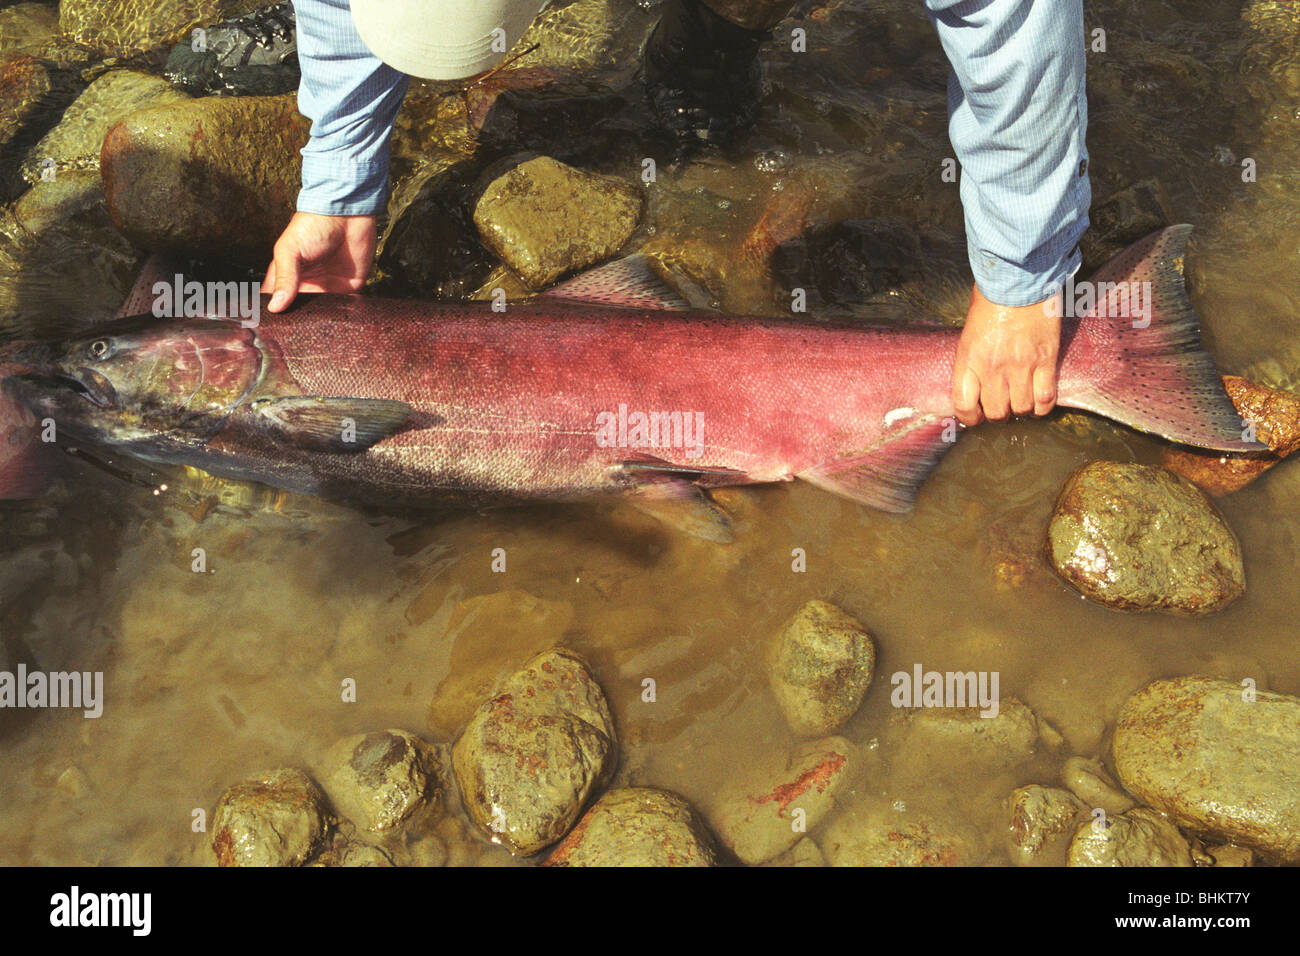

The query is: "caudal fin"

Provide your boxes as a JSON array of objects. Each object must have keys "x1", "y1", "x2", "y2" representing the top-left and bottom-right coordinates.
[{"x1": 1062, "y1": 225, "x2": 1264, "y2": 452}]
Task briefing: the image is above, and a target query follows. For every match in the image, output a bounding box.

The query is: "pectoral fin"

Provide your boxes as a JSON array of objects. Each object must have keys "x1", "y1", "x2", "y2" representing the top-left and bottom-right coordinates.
[{"x1": 249, "y1": 396, "x2": 414, "y2": 453}]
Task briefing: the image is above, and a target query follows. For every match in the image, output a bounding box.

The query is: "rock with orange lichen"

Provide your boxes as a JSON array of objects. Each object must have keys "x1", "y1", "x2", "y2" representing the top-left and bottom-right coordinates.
[
  {"x1": 451, "y1": 648, "x2": 617, "y2": 856},
  {"x1": 210, "y1": 768, "x2": 331, "y2": 867},
  {"x1": 544, "y1": 787, "x2": 716, "y2": 867},
  {"x1": 1006, "y1": 785, "x2": 1089, "y2": 866},
  {"x1": 1161, "y1": 376, "x2": 1300, "y2": 496},
  {"x1": 819, "y1": 804, "x2": 975, "y2": 866},
  {"x1": 709, "y1": 737, "x2": 856, "y2": 865},
  {"x1": 1045, "y1": 461, "x2": 1244, "y2": 615}
]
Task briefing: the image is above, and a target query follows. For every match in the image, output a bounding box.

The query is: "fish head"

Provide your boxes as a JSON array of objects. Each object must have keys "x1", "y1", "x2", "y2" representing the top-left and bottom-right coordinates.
[{"x1": 2, "y1": 316, "x2": 262, "y2": 449}]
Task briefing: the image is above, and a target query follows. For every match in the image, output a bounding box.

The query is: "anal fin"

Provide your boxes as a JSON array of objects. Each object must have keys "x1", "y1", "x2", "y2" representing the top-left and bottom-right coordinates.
[{"x1": 798, "y1": 417, "x2": 958, "y2": 513}]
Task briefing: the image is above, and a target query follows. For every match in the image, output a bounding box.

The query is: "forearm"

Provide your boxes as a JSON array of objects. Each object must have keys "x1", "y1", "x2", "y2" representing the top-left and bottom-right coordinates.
[
  {"x1": 926, "y1": 0, "x2": 1090, "y2": 307},
  {"x1": 293, "y1": 0, "x2": 410, "y2": 216}
]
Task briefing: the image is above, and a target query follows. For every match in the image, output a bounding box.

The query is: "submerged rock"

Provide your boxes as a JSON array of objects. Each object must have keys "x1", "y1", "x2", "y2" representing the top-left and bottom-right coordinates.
[
  {"x1": 545, "y1": 787, "x2": 717, "y2": 866},
  {"x1": 1066, "y1": 807, "x2": 1193, "y2": 867},
  {"x1": 472, "y1": 155, "x2": 643, "y2": 289},
  {"x1": 767, "y1": 600, "x2": 875, "y2": 737},
  {"x1": 101, "y1": 93, "x2": 308, "y2": 262},
  {"x1": 1161, "y1": 376, "x2": 1300, "y2": 496},
  {"x1": 451, "y1": 648, "x2": 616, "y2": 856},
  {"x1": 20, "y1": 69, "x2": 188, "y2": 184},
  {"x1": 0, "y1": 4, "x2": 60, "y2": 58},
  {"x1": 59, "y1": 0, "x2": 262, "y2": 58},
  {"x1": 899, "y1": 697, "x2": 1042, "y2": 770},
  {"x1": 211, "y1": 768, "x2": 331, "y2": 867},
  {"x1": 1061, "y1": 756, "x2": 1135, "y2": 816},
  {"x1": 322, "y1": 729, "x2": 441, "y2": 833},
  {"x1": 1079, "y1": 179, "x2": 1174, "y2": 271},
  {"x1": 1006, "y1": 785, "x2": 1089, "y2": 866},
  {"x1": 1112, "y1": 676, "x2": 1300, "y2": 862},
  {"x1": 0, "y1": 53, "x2": 50, "y2": 150},
  {"x1": 820, "y1": 805, "x2": 975, "y2": 867},
  {"x1": 764, "y1": 838, "x2": 827, "y2": 867},
  {"x1": 1046, "y1": 461, "x2": 1245, "y2": 615},
  {"x1": 711, "y1": 737, "x2": 856, "y2": 865}
]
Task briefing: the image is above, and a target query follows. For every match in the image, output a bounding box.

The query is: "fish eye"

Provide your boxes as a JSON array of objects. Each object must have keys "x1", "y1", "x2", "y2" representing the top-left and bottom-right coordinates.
[{"x1": 88, "y1": 339, "x2": 111, "y2": 360}]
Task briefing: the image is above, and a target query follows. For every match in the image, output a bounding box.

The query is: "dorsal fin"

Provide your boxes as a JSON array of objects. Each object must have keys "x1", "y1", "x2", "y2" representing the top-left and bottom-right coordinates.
[{"x1": 540, "y1": 255, "x2": 692, "y2": 311}]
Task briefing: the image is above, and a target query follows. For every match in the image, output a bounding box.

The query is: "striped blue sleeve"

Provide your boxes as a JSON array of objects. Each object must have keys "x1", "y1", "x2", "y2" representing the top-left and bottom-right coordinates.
[
  {"x1": 292, "y1": 0, "x2": 410, "y2": 216},
  {"x1": 926, "y1": 0, "x2": 1091, "y2": 307}
]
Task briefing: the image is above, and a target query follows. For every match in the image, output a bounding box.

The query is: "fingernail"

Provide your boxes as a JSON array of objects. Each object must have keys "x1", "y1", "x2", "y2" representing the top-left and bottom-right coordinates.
[{"x1": 269, "y1": 292, "x2": 286, "y2": 310}]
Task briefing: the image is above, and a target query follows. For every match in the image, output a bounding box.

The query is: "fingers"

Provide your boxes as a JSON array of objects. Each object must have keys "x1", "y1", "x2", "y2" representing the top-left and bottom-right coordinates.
[
  {"x1": 267, "y1": 244, "x2": 301, "y2": 313},
  {"x1": 953, "y1": 364, "x2": 984, "y2": 427},
  {"x1": 1008, "y1": 366, "x2": 1036, "y2": 418},
  {"x1": 1033, "y1": 364, "x2": 1058, "y2": 417}
]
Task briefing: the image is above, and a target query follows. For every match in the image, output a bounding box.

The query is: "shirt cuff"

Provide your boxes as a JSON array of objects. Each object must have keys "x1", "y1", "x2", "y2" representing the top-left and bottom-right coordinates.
[
  {"x1": 967, "y1": 198, "x2": 1089, "y2": 307},
  {"x1": 297, "y1": 153, "x2": 390, "y2": 217}
]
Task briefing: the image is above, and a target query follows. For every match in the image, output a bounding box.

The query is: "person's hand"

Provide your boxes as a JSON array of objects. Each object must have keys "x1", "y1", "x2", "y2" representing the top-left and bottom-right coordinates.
[
  {"x1": 261, "y1": 212, "x2": 378, "y2": 313},
  {"x1": 952, "y1": 284, "x2": 1062, "y2": 426}
]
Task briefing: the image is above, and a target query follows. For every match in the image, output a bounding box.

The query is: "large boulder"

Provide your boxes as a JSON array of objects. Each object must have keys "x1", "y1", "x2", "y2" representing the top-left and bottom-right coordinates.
[
  {"x1": 451, "y1": 648, "x2": 617, "y2": 856},
  {"x1": 1112, "y1": 676, "x2": 1300, "y2": 862},
  {"x1": 1046, "y1": 461, "x2": 1245, "y2": 615},
  {"x1": 100, "y1": 93, "x2": 308, "y2": 262}
]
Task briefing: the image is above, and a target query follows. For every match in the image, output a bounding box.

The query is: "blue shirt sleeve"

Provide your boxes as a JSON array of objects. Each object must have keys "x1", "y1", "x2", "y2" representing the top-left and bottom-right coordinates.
[
  {"x1": 293, "y1": 0, "x2": 410, "y2": 216},
  {"x1": 925, "y1": 0, "x2": 1091, "y2": 307}
]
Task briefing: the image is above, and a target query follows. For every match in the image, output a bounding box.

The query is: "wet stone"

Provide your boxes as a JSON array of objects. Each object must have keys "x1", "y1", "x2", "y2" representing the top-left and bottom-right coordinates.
[
  {"x1": 899, "y1": 697, "x2": 1042, "y2": 770},
  {"x1": 767, "y1": 600, "x2": 875, "y2": 737},
  {"x1": 472, "y1": 155, "x2": 643, "y2": 289},
  {"x1": 59, "y1": 0, "x2": 263, "y2": 58},
  {"x1": 19, "y1": 69, "x2": 188, "y2": 184},
  {"x1": 544, "y1": 787, "x2": 717, "y2": 867},
  {"x1": 711, "y1": 737, "x2": 856, "y2": 865},
  {"x1": 1007, "y1": 785, "x2": 1090, "y2": 866},
  {"x1": 322, "y1": 729, "x2": 441, "y2": 833},
  {"x1": 1046, "y1": 461, "x2": 1245, "y2": 615},
  {"x1": 1079, "y1": 179, "x2": 1174, "y2": 271},
  {"x1": 1061, "y1": 756, "x2": 1135, "y2": 816},
  {"x1": 1161, "y1": 376, "x2": 1300, "y2": 496},
  {"x1": 0, "y1": 53, "x2": 50, "y2": 150},
  {"x1": 100, "y1": 93, "x2": 308, "y2": 262},
  {"x1": 820, "y1": 805, "x2": 975, "y2": 867},
  {"x1": 210, "y1": 768, "x2": 330, "y2": 867},
  {"x1": 1112, "y1": 676, "x2": 1300, "y2": 862},
  {"x1": 1066, "y1": 807, "x2": 1193, "y2": 867},
  {"x1": 451, "y1": 648, "x2": 617, "y2": 856},
  {"x1": 0, "y1": 4, "x2": 59, "y2": 58},
  {"x1": 310, "y1": 841, "x2": 395, "y2": 868}
]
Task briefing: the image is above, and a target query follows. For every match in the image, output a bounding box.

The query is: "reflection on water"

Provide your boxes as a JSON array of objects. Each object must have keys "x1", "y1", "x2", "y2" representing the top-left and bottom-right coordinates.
[{"x1": 1, "y1": 0, "x2": 1298, "y2": 865}]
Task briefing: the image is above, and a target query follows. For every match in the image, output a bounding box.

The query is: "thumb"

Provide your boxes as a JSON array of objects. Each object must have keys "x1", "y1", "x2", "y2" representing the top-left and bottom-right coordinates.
[{"x1": 267, "y1": 247, "x2": 301, "y2": 313}]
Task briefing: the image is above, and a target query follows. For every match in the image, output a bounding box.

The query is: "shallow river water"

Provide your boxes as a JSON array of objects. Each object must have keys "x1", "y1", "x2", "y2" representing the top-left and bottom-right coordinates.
[{"x1": 0, "y1": 0, "x2": 1298, "y2": 865}]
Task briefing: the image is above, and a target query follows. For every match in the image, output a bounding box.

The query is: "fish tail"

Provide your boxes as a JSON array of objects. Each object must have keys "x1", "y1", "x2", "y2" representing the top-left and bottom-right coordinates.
[{"x1": 1060, "y1": 225, "x2": 1264, "y2": 452}]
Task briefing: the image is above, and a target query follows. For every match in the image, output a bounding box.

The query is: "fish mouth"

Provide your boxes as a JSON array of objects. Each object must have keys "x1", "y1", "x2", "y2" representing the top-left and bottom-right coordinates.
[{"x1": 3, "y1": 368, "x2": 118, "y2": 409}]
